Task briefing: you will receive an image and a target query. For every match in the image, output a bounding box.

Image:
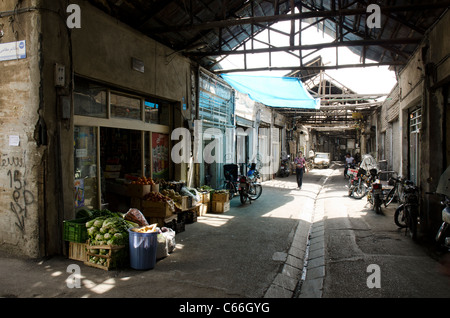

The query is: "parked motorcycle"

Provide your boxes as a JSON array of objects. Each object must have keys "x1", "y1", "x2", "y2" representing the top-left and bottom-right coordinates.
[
  {"x1": 348, "y1": 167, "x2": 366, "y2": 199},
  {"x1": 278, "y1": 156, "x2": 290, "y2": 177},
  {"x1": 365, "y1": 168, "x2": 383, "y2": 214},
  {"x1": 239, "y1": 163, "x2": 262, "y2": 204},
  {"x1": 427, "y1": 165, "x2": 450, "y2": 249}
]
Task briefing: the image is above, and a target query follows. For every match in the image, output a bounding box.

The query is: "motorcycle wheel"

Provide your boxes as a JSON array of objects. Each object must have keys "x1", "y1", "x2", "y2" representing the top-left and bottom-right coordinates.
[
  {"x1": 436, "y1": 222, "x2": 449, "y2": 245},
  {"x1": 348, "y1": 179, "x2": 353, "y2": 196},
  {"x1": 407, "y1": 206, "x2": 418, "y2": 241},
  {"x1": 374, "y1": 195, "x2": 382, "y2": 214},
  {"x1": 394, "y1": 205, "x2": 407, "y2": 228},
  {"x1": 248, "y1": 184, "x2": 262, "y2": 200},
  {"x1": 239, "y1": 190, "x2": 248, "y2": 204},
  {"x1": 352, "y1": 183, "x2": 367, "y2": 199},
  {"x1": 225, "y1": 182, "x2": 235, "y2": 200}
]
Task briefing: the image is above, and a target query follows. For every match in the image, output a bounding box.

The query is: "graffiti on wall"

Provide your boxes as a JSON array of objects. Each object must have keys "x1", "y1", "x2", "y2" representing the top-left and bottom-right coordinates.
[{"x1": 2, "y1": 153, "x2": 35, "y2": 234}]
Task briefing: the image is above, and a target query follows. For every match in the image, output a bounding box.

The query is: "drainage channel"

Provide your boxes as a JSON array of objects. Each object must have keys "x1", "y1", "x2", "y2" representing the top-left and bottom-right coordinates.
[
  {"x1": 263, "y1": 166, "x2": 334, "y2": 298},
  {"x1": 293, "y1": 168, "x2": 334, "y2": 298}
]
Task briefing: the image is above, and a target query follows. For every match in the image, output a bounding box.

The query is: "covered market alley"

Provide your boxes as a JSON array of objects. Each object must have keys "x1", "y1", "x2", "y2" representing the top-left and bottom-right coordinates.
[{"x1": 0, "y1": 0, "x2": 450, "y2": 301}]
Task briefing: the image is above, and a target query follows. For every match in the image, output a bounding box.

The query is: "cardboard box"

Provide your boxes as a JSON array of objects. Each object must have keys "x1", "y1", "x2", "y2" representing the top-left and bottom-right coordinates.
[
  {"x1": 141, "y1": 200, "x2": 173, "y2": 218},
  {"x1": 127, "y1": 184, "x2": 151, "y2": 197},
  {"x1": 199, "y1": 192, "x2": 210, "y2": 204},
  {"x1": 212, "y1": 192, "x2": 229, "y2": 203},
  {"x1": 211, "y1": 201, "x2": 230, "y2": 213}
]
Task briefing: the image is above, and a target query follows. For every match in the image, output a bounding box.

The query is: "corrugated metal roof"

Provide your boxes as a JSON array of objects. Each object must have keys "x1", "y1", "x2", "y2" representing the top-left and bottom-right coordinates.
[{"x1": 87, "y1": 0, "x2": 449, "y2": 72}]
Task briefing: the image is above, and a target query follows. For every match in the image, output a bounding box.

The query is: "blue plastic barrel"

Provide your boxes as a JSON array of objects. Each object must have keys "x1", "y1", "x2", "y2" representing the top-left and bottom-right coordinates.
[{"x1": 128, "y1": 229, "x2": 158, "y2": 270}]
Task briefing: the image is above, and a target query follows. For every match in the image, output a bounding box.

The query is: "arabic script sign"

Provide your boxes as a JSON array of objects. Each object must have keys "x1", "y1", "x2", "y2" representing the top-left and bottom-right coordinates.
[{"x1": 0, "y1": 41, "x2": 26, "y2": 62}]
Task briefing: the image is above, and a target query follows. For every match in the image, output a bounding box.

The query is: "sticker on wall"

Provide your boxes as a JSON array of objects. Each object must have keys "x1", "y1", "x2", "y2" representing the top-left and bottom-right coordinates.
[
  {"x1": 9, "y1": 135, "x2": 20, "y2": 146},
  {"x1": 0, "y1": 41, "x2": 26, "y2": 62}
]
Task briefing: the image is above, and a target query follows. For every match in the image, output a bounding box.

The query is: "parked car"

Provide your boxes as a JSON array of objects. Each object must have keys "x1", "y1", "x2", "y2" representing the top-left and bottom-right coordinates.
[
  {"x1": 313, "y1": 152, "x2": 330, "y2": 168},
  {"x1": 314, "y1": 152, "x2": 330, "y2": 169}
]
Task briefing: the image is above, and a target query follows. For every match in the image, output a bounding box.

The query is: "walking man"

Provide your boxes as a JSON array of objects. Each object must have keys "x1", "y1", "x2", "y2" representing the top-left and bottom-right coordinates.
[{"x1": 294, "y1": 151, "x2": 306, "y2": 189}]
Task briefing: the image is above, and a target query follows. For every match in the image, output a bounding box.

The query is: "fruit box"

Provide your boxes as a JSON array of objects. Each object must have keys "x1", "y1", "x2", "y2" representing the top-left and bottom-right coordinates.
[
  {"x1": 127, "y1": 184, "x2": 151, "y2": 198},
  {"x1": 141, "y1": 200, "x2": 173, "y2": 218},
  {"x1": 212, "y1": 192, "x2": 229, "y2": 203},
  {"x1": 211, "y1": 201, "x2": 230, "y2": 213}
]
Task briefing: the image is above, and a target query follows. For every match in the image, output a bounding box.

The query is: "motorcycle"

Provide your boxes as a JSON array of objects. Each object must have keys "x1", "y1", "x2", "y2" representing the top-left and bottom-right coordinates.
[
  {"x1": 347, "y1": 167, "x2": 364, "y2": 198},
  {"x1": 366, "y1": 168, "x2": 383, "y2": 214},
  {"x1": 427, "y1": 165, "x2": 450, "y2": 249},
  {"x1": 344, "y1": 163, "x2": 356, "y2": 179},
  {"x1": 278, "y1": 156, "x2": 290, "y2": 177},
  {"x1": 239, "y1": 163, "x2": 262, "y2": 204}
]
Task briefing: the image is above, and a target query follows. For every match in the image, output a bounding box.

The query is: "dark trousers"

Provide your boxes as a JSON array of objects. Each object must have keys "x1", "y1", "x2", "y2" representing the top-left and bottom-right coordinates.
[{"x1": 296, "y1": 167, "x2": 304, "y2": 188}]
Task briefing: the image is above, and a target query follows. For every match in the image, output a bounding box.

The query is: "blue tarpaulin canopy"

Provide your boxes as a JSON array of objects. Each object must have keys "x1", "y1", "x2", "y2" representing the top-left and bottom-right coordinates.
[{"x1": 221, "y1": 74, "x2": 320, "y2": 109}]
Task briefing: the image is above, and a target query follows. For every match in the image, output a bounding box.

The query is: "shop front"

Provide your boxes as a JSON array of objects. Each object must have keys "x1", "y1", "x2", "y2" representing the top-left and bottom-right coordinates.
[{"x1": 73, "y1": 77, "x2": 172, "y2": 213}]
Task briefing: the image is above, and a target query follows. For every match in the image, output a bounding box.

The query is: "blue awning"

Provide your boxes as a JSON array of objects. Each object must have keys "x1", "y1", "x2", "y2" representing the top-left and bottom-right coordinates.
[{"x1": 221, "y1": 74, "x2": 320, "y2": 109}]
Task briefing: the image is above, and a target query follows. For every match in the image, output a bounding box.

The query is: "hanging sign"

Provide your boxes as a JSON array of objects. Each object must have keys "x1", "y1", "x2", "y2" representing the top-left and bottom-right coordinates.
[{"x1": 0, "y1": 40, "x2": 26, "y2": 62}]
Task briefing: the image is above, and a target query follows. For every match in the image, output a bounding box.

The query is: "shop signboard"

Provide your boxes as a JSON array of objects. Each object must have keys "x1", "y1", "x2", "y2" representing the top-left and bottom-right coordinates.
[{"x1": 0, "y1": 41, "x2": 26, "y2": 62}]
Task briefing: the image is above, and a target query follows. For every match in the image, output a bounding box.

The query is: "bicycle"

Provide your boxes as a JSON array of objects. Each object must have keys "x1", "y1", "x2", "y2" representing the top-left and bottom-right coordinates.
[
  {"x1": 393, "y1": 179, "x2": 420, "y2": 240},
  {"x1": 384, "y1": 173, "x2": 405, "y2": 207}
]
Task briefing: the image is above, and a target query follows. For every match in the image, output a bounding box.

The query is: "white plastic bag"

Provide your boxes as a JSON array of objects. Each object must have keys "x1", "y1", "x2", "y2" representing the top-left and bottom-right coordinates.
[{"x1": 156, "y1": 228, "x2": 176, "y2": 259}]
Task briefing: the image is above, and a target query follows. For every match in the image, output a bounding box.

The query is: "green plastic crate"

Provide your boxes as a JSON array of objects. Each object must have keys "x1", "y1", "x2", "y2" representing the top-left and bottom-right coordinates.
[{"x1": 63, "y1": 217, "x2": 89, "y2": 243}]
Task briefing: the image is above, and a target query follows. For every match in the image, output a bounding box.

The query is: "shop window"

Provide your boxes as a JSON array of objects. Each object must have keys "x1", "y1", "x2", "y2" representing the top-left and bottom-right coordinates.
[
  {"x1": 74, "y1": 79, "x2": 107, "y2": 118},
  {"x1": 110, "y1": 93, "x2": 141, "y2": 120},
  {"x1": 74, "y1": 126, "x2": 99, "y2": 209},
  {"x1": 144, "y1": 100, "x2": 170, "y2": 125}
]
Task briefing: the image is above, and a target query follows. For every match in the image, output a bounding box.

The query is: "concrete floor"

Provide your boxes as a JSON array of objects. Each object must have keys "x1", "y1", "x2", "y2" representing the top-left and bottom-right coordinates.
[{"x1": 1, "y1": 163, "x2": 449, "y2": 301}]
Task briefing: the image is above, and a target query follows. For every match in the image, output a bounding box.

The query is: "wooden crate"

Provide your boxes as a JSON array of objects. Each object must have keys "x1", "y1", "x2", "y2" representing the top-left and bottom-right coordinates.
[
  {"x1": 84, "y1": 241, "x2": 127, "y2": 271},
  {"x1": 141, "y1": 200, "x2": 173, "y2": 218},
  {"x1": 197, "y1": 203, "x2": 208, "y2": 216},
  {"x1": 212, "y1": 192, "x2": 229, "y2": 203},
  {"x1": 68, "y1": 242, "x2": 87, "y2": 262},
  {"x1": 199, "y1": 192, "x2": 210, "y2": 204},
  {"x1": 211, "y1": 201, "x2": 230, "y2": 213}
]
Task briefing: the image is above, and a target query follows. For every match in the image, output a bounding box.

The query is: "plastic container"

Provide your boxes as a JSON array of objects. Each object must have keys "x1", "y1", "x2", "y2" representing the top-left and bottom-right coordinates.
[{"x1": 128, "y1": 228, "x2": 158, "y2": 270}]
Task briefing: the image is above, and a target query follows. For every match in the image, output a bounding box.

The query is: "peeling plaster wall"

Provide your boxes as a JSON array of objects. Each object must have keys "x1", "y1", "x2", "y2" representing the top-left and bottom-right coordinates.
[
  {"x1": 397, "y1": 10, "x2": 450, "y2": 234},
  {"x1": 0, "y1": 0, "x2": 43, "y2": 257}
]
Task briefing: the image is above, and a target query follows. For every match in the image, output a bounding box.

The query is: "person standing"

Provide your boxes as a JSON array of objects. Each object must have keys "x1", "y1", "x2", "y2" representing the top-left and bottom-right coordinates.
[{"x1": 294, "y1": 151, "x2": 306, "y2": 189}]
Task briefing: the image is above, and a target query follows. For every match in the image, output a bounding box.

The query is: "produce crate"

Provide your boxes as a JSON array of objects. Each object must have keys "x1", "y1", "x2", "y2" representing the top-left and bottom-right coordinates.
[
  {"x1": 199, "y1": 192, "x2": 210, "y2": 204},
  {"x1": 68, "y1": 241, "x2": 87, "y2": 262},
  {"x1": 185, "y1": 210, "x2": 197, "y2": 224},
  {"x1": 164, "y1": 217, "x2": 185, "y2": 234},
  {"x1": 198, "y1": 203, "x2": 208, "y2": 216},
  {"x1": 127, "y1": 184, "x2": 151, "y2": 198},
  {"x1": 141, "y1": 200, "x2": 173, "y2": 218},
  {"x1": 212, "y1": 192, "x2": 229, "y2": 203},
  {"x1": 146, "y1": 214, "x2": 177, "y2": 228},
  {"x1": 63, "y1": 217, "x2": 89, "y2": 243},
  {"x1": 211, "y1": 201, "x2": 230, "y2": 213},
  {"x1": 84, "y1": 241, "x2": 128, "y2": 271}
]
